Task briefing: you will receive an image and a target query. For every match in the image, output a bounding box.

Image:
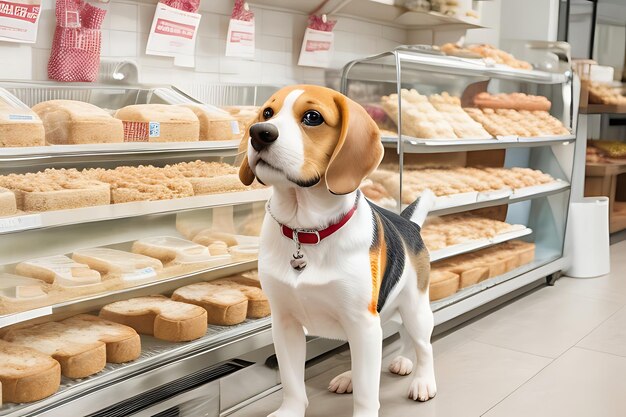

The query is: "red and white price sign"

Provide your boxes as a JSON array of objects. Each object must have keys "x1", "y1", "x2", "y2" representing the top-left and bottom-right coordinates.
[
  {"x1": 298, "y1": 27, "x2": 334, "y2": 68},
  {"x1": 225, "y1": 18, "x2": 254, "y2": 59},
  {"x1": 0, "y1": 0, "x2": 41, "y2": 43},
  {"x1": 146, "y1": 2, "x2": 201, "y2": 68}
]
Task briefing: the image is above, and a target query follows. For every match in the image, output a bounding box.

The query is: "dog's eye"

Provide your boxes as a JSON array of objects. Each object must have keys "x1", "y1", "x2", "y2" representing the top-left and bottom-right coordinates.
[
  {"x1": 302, "y1": 110, "x2": 324, "y2": 126},
  {"x1": 262, "y1": 107, "x2": 274, "y2": 120}
]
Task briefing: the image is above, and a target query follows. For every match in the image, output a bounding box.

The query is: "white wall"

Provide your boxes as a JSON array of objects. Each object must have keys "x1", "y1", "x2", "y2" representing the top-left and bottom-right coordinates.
[{"x1": 0, "y1": 0, "x2": 408, "y2": 87}]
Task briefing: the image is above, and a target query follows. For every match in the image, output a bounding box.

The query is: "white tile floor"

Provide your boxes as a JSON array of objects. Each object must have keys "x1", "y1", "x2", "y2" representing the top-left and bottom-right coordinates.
[{"x1": 231, "y1": 241, "x2": 626, "y2": 417}]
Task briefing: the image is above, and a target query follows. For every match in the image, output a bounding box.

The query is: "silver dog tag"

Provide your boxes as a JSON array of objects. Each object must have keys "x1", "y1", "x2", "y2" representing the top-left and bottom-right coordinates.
[{"x1": 290, "y1": 252, "x2": 307, "y2": 271}]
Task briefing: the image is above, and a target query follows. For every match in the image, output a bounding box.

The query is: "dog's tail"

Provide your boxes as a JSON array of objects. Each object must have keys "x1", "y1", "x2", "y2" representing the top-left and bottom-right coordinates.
[{"x1": 401, "y1": 189, "x2": 435, "y2": 228}]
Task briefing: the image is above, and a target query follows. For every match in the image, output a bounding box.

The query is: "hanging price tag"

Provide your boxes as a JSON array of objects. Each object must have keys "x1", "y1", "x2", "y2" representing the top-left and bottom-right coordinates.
[
  {"x1": 0, "y1": 0, "x2": 41, "y2": 43},
  {"x1": 146, "y1": 2, "x2": 201, "y2": 68},
  {"x1": 298, "y1": 27, "x2": 334, "y2": 68},
  {"x1": 225, "y1": 18, "x2": 255, "y2": 59}
]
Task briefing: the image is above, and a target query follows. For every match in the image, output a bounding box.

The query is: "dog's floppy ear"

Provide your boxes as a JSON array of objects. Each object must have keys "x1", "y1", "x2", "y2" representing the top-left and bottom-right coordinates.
[
  {"x1": 325, "y1": 94, "x2": 384, "y2": 195},
  {"x1": 238, "y1": 119, "x2": 258, "y2": 186}
]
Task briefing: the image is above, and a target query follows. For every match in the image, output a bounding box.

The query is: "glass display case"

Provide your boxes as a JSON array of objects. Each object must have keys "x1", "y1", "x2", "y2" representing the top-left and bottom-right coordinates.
[{"x1": 341, "y1": 45, "x2": 581, "y2": 325}]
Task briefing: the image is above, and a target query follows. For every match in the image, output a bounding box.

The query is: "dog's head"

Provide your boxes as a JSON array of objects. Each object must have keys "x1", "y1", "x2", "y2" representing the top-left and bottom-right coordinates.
[{"x1": 238, "y1": 85, "x2": 384, "y2": 195}]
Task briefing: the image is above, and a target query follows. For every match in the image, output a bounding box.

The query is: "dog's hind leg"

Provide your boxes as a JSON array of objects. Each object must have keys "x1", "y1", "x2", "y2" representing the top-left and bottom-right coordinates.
[
  {"x1": 398, "y1": 290, "x2": 437, "y2": 402},
  {"x1": 388, "y1": 327, "x2": 414, "y2": 376}
]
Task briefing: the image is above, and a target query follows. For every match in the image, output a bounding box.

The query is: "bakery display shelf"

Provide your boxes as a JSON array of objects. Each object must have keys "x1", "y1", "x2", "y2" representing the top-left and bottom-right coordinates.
[
  {"x1": 248, "y1": 0, "x2": 482, "y2": 30},
  {"x1": 340, "y1": 48, "x2": 570, "y2": 86},
  {"x1": 432, "y1": 249, "x2": 562, "y2": 325},
  {"x1": 429, "y1": 226, "x2": 532, "y2": 263},
  {"x1": 580, "y1": 104, "x2": 626, "y2": 114},
  {"x1": 0, "y1": 140, "x2": 241, "y2": 162},
  {"x1": 0, "y1": 188, "x2": 271, "y2": 235},
  {"x1": 381, "y1": 134, "x2": 576, "y2": 153},
  {"x1": 0, "y1": 316, "x2": 272, "y2": 417},
  {"x1": 428, "y1": 181, "x2": 571, "y2": 217},
  {"x1": 0, "y1": 259, "x2": 257, "y2": 329}
]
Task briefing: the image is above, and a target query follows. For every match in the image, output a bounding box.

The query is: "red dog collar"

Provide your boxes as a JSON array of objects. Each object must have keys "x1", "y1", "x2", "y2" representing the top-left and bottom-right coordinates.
[{"x1": 272, "y1": 192, "x2": 360, "y2": 245}]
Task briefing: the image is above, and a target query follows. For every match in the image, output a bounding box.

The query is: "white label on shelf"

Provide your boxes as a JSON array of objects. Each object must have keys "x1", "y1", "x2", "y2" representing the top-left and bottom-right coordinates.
[
  {"x1": 230, "y1": 120, "x2": 240, "y2": 135},
  {"x1": 0, "y1": 214, "x2": 42, "y2": 232},
  {"x1": 149, "y1": 121, "x2": 161, "y2": 138},
  {"x1": 122, "y1": 267, "x2": 157, "y2": 282},
  {"x1": 8, "y1": 114, "x2": 35, "y2": 122}
]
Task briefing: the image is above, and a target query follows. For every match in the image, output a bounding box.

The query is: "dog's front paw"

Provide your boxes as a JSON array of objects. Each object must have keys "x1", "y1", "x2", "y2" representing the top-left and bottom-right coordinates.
[
  {"x1": 407, "y1": 376, "x2": 437, "y2": 402},
  {"x1": 328, "y1": 370, "x2": 352, "y2": 394},
  {"x1": 388, "y1": 355, "x2": 413, "y2": 376}
]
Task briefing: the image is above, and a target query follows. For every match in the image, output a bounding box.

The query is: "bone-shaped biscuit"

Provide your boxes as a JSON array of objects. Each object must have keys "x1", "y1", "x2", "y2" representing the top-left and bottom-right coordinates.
[
  {"x1": 99, "y1": 295, "x2": 208, "y2": 342},
  {"x1": 3, "y1": 314, "x2": 140, "y2": 379}
]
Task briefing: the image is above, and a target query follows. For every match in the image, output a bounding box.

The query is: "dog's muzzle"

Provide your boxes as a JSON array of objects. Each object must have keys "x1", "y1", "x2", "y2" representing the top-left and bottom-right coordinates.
[{"x1": 250, "y1": 122, "x2": 279, "y2": 151}]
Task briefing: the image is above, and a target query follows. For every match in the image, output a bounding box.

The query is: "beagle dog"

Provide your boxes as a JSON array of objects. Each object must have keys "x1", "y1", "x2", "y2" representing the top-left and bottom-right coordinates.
[{"x1": 239, "y1": 85, "x2": 437, "y2": 417}]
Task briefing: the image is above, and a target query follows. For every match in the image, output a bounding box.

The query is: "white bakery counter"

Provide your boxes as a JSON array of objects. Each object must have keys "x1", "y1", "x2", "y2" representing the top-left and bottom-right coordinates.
[
  {"x1": 0, "y1": 188, "x2": 271, "y2": 235},
  {"x1": 0, "y1": 140, "x2": 241, "y2": 164},
  {"x1": 381, "y1": 134, "x2": 576, "y2": 153}
]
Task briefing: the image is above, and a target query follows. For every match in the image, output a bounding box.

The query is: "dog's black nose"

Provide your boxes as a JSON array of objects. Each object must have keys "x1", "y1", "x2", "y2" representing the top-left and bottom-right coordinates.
[{"x1": 250, "y1": 123, "x2": 279, "y2": 151}]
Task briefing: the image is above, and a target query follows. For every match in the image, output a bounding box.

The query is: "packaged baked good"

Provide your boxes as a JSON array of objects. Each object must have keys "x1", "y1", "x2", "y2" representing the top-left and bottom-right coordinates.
[
  {"x1": 4, "y1": 314, "x2": 141, "y2": 378},
  {"x1": 15, "y1": 255, "x2": 102, "y2": 287},
  {"x1": 0, "y1": 89, "x2": 45, "y2": 147},
  {"x1": 0, "y1": 169, "x2": 111, "y2": 212},
  {"x1": 99, "y1": 295, "x2": 207, "y2": 342},
  {"x1": 180, "y1": 104, "x2": 240, "y2": 141},
  {"x1": 32, "y1": 100, "x2": 124, "y2": 145},
  {"x1": 115, "y1": 104, "x2": 200, "y2": 142},
  {"x1": 131, "y1": 236, "x2": 216, "y2": 265},
  {"x1": 0, "y1": 187, "x2": 17, "y2": 217},
  {"x1": 0, "y1": 339, "x2": 61, "y2": 403},
  {"x1": 72, "y1": 248, "x2": 163, "y2": 283}
]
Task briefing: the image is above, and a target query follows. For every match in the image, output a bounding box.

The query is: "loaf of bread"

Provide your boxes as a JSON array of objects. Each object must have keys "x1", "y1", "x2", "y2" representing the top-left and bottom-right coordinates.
[
  {"x1": 210, "y1": 279, "x2": 270, "y2": 318},
  {"x1": 0, "y1": 169, "x2": 111, "y2": 212},
  {"x1": 132, "y1": 236, "x2": 213, "y2": 265},
  {"x1": 115, "y1": 104, "x2": 199, "y2": 142},
  {"x1": 431, "y1": 240, "x2": 536, "y2": 292},
  {"x1": 0, "y1": 98, "x2": 45, "y2": 147},
  {"x1": 4, "y1": 314, "x2": 140, "y2": 378},
  {"x1": 0, "y1": 340, "x2": 61, "y2": 403},
  {"x1": 172, "y1": 283, "x2": 249, "y2": 325},
  {"x1": 0, "y1": 187, "x2": 17, "y2": 217},
  {"x1": 429, "y1": 269, "x2": 460, "y2": 301},
  {"x1": 168, "y1": 161, "x2": 247, "y2": 195},
  {"x1": 99, "y1": 296, "x2": 207, "y2": 342},
  {"x1": 222, "y1": 106, "x2": 258, "y2": 133},
  {"x1": 15, "y1": 255, "x2": 102, "y2": 287},
  {"x1": 72, "y1": 248, "x2": 163, "y2": 282},
  {"x1": 32, "y1": 100, "x2": 124, "y2": 145},
  {"x1": 181, "y1": 104, "x2": 240, "y2": 141}
]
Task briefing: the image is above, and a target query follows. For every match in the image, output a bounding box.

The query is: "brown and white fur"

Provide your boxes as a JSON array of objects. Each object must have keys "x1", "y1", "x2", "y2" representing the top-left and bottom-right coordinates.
[{"x1": 239, "y1": 85, "x2": 437, "y2": 417}]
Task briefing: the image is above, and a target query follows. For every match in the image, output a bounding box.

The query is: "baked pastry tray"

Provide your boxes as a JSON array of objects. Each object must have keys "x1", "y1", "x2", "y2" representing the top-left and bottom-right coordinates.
[
  {"x1": 429, "y1": 226, "x2": 532, "y2": 263},
  {"x1": 0, "y1": 188, "x2": 271, "y2": 235},
  {"x1": 0, "y1": 316, "x2": 271, "y2": 417}
]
